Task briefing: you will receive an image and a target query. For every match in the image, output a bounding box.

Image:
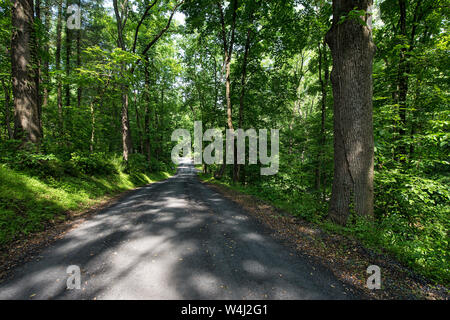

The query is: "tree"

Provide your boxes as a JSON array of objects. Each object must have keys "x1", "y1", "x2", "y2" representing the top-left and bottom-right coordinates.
[
  {"x1": 326, "y1": 0, "x2": 376, "y2": 225},
  {"x1": 55, "y1": 0, "x2": 63, "y2": 136},
  {"x1": 112, "y1": 0, "x2": 183, "y2": 162},
  {"x1": 11, "y1": 0, "x2": 41, "y2": 145}
]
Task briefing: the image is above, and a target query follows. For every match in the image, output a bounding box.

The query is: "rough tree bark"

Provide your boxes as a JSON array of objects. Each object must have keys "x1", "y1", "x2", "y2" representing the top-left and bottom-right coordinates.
[
  {"x1": 11, "y1": 0, "x2": 41, "y2": 145},
  {"x1": 325, "y1": 0, "x2": 376, "y2": 225}
]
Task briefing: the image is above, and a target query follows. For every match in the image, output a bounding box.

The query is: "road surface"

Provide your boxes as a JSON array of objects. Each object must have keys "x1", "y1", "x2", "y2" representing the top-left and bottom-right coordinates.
[{"x1": 0, "y1": 159, "x2": 357, "y2": 300}]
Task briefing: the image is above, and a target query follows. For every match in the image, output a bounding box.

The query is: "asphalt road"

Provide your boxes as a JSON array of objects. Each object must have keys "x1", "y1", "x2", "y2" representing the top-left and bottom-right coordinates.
[{"x1": 0, "y1": 158, "x2": 357, "y2": 300}]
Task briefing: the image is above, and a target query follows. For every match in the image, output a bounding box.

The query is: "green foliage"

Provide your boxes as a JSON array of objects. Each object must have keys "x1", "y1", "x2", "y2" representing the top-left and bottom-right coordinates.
[
  {"x1": 0, "y1": 151, "x2": 173, "y2": 247},
  {"x1": 373, "y1": 170, "x2": 449, "y2": 283},
  {"x1": 338, "y1": 8, "x2": 370, "y2": 26},
  {"x1": 0, "y1": 0, "x2": 448, "y2": 288},
  {"x1": 70, "y1": 152, "x2": 117, "y2": 175}
]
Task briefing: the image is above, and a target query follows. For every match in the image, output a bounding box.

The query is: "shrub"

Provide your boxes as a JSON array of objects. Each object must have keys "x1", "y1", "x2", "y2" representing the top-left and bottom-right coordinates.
[
  {"x1": 127, "y1": 153, "x2": 150, "y2": 173},
  {"x1": 149, "y1": 158, "x2": 171, "y2": 173},
  {"x1": 70, "y1": 152, "x2": 117, "y2": 175},
  {"x1": 369, "y1": 170, "x2": 450, "y2": 284}
]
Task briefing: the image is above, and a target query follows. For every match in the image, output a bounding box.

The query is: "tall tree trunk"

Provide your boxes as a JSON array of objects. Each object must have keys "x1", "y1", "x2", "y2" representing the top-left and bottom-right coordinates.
[
  {"x1": 64, "y1": 0, "x2": 72, "y2": 136},
  {"x1": 55, "y1": 0, "x2": 63, "y2": 136},
  {"x1": 236, "y1": 25, "x2": 252, "y2": 182},
  {"x1": 90, "y1": 102, "x2": 95, "y2": 153},
  {"x1": 315, "y1": 41, "x2": 329, "y2": 194},
  {"x1": 396, "y1": 0, "x2": 409, "y2": 160},
  {"x1": 42, "y1": 0, "x2": 51, "y2": 108},
  {"x1": 77, "y1": 0, "x2": 82, "y2": 109},
  {"x1": 144, "y1": 59, "x2": 151, "y2": 163},
  {"x1": 326, "y1": 0, "x2": 376, "y2": 225},
  {"x1": 154, "y1": 99, "x2": 159, "y2": 161},
  {"x1": 113, "y1": 0, "x2": 133, "y2": 162},
  {"x1": 34, "y1": 0, "x2": 42, "y2": 138},
  {"x1": 158, "y1": 88, "x2": 164, "y2": 159},
  {"x1": 121, "y1": 85, "x2": 133, "y2": 162},
  {"x1": 134, "y1": 90, "x2": 143, "y2": 154},
  {"x1": 11, "y1": 0, "x2": 41, "y2": 145},
  {"x1": 215, "y1": 0, "x2": 238, "y2": 180},
  {"x1": 289, "y1": 53, "x2": 304, "y2": 155}
]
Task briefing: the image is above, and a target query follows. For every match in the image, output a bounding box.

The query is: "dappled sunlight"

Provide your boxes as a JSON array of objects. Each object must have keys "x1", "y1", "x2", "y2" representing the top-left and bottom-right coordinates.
[{"x1": 0, "y1": 161, "x2": 355, "y2": 300}]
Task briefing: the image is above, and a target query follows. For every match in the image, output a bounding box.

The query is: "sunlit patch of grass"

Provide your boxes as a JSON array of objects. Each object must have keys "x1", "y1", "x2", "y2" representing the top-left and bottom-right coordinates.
[{"x1": 0, "y1": 165, "x2": 174, "y2": 246}]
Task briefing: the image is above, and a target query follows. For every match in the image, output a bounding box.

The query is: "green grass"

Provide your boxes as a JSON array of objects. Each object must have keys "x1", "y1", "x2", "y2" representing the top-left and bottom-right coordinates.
[{"x1": 0, "y1": 164, "x2": 173, "y2": 246}]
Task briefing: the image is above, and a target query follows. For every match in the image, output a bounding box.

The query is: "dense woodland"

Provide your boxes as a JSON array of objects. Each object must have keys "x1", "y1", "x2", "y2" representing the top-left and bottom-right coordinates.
[{"x1": 0, "y1": 0, "x2": 448, "y2": 285}]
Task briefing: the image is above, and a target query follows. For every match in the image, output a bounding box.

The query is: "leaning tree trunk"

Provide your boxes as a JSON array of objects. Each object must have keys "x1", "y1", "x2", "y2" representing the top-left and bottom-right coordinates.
[
  {"x1": 325, "y1": 0, "x2": 376, "y2": 225},
  {"x1": 11, "y1": 0, "x2": 41, "y2": 145}
]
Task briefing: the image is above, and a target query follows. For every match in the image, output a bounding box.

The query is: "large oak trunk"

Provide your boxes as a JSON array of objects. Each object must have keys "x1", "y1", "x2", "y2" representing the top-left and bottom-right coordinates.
[
  {"x1": 326, "y1": 0, "x2": 376, "y2": 225},
  {"x1": 11, "y1": 0, "x2": 41, "y2": 144}
]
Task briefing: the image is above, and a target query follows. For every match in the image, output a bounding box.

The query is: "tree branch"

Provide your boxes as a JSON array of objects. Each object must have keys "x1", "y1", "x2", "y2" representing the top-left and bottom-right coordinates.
[
  {"x1": 141, "y1": 0, "x2": 184, "y2": 57},
  {"x1": 132, "y1": 0, "x2": 159, "y2": 54}
]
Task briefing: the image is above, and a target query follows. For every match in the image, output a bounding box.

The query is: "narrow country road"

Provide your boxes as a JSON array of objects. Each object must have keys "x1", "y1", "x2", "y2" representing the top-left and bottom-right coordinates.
[{"x1": 0, "y1": 159, "x2": 358, "y2": 300}]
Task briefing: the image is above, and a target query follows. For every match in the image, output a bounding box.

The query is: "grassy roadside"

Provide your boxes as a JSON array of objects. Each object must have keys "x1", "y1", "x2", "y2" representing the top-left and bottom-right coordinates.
[
  {"x1": 197, "y1": 171, "x2": 449, "y2": 300},
  {"x1": 0, "y1": 164, "x2": 174, "y2": 248}
]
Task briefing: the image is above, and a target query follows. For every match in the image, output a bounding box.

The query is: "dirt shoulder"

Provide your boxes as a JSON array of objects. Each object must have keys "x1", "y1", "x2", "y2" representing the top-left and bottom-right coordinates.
[{"x1": 201, "y1": 180, "x2": 449, "y2": 300}]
